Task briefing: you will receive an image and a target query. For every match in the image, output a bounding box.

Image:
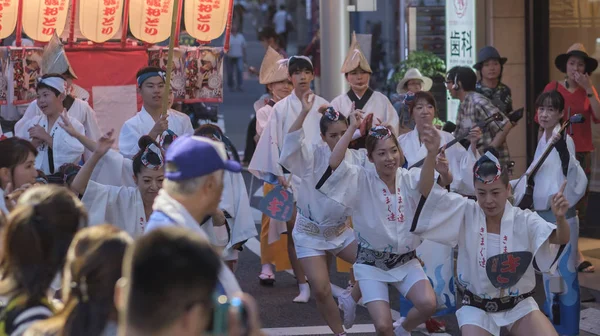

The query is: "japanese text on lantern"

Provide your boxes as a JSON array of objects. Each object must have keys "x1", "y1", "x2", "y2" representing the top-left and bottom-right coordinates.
[
  {"x1": 101, "y1": 0, "x2": 119, "y2": 35},
  {"x1": 0, "y1": 0, "x2": 11, "y2": 32},
  {"x1": 145, "y1": 0, "x2": 162, "y2": 36},
  {"x1": 197, "y1": 0, "x2": 221, "y2": 34},
  {"x1": 42, "y1": 0, "x2": 60, "y2": 36}
]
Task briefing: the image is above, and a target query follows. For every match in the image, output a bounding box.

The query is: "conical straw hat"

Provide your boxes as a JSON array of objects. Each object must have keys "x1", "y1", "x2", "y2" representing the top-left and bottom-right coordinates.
[
  {"x1": 41, "y1": 33, "x2": 77, "y2": 79},
  {"x1": 341, "y1": 32, "x2": 372, "y2": 74},
  {"x1": 259, "y1": 47, "x2": 289, "y2": 85}
]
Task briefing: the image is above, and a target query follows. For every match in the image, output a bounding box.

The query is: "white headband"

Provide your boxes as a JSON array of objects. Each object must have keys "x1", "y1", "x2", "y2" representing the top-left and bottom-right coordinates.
[{"x1": 39, "y1": 77, "x2": 67, "y2": 94}]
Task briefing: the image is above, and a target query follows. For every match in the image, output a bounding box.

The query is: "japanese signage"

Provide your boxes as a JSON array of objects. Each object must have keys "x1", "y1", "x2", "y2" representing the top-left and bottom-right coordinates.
[
  {"x1": 23, "y1": 0, "x2": 71, "y2": 42},
  {"x1": 10, "y1": 48, "x2": 44, "y2": 104},
  {"x1": 445, "y1": 0, "x2": 476, "y2": 122},
  {"x1": 129, "y1": 0, "x2": 174, "y2": 44},
  {"x1": 486, "y1": 251, "x2": 532, "y2": 289},
  {"x1": 0, "y1": 0, "x2": 19, "y2": 39},
  {"x1": 258, "y1": 185, "x2": 294, "y2": 222},
  {"x1": 185, "y1": 0, "x2": 232, "y2": 42},
  {"x1": 148, "y1": 46, "x2": 224, "y2": 103},
  {"x1": 79, "y1": 0, "x2": 123, "y2": 43}
]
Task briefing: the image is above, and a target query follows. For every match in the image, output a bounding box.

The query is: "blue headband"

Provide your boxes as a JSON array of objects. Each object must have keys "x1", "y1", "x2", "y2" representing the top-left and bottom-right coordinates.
[{"x1": 137, "y1": 71, "x2": 166, "y2": 87}]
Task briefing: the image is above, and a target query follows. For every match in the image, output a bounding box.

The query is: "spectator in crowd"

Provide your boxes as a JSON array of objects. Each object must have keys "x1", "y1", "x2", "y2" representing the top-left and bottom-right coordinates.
[
  {"x1": 226, "y1": 25, "x2": 247, "y2": 92},
  {"x1": 394, "y1": 68, "x2": 433, "y2": 133},
  {"x1": 474, "y1": 46, "x2": 513, "y2": 116},
  {"x1": 272, "y1": 5, "x2": 292, "y2": 51},
  {"x1": 0, "y1": 185, "x2": 85, "y2": 334}
]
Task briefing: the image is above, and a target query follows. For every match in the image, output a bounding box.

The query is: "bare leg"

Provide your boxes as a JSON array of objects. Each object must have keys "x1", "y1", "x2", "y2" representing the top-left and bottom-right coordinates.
[
  {"x1": 509, "y1": 310, "x2": 558, "y2": 336},
  {"x1": 365, "y1": 300, "x2": 394, "y2": 336},
  {"x1": 402, "y1": 279, "x2": 437, "y2": 331},
  {"x1": 300, "y1": 255, "x2": 344, "y2": 334},
  {"x1": 335, "y1": 240, "x2": 361, "y2": 301},
  {"x1": 460, "y1": 324, "x2": 494, "y2": 336},
  {"x1": 287, "y1": 209, "x2": 309, "y2": 302}
]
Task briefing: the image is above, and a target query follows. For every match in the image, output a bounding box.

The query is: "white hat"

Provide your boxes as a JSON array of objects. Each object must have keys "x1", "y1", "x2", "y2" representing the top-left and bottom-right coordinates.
[
  {"x1": 259, "y1": 47, "x2": 289, "y2": 85},
  {"x1": 396, "y1": 68, "x2": 432, "y2": 94}
]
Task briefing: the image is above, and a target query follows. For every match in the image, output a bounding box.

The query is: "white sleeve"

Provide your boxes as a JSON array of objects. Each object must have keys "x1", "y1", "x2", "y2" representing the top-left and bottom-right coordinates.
[
  {"x1": 564, "y1": 136, "x2": 588, "y2": 206},
  {"x1": 384, "y1": 97, "x2": 400, "y2": 136},
  {"x1": 248, "y1": 106, "x2": 284, "y2": 184},
  {"x1": 90, "y1": 149, "x2": 136, "y2": 187},
  {"x1": 448, "y1": 141, "x2": 479, "y2": 195},
  {"x1": 52, "y1": 118, "x2": 85, "y2": 167},
  {"x1": 222, "y1": 173, "x2": 257, "y2": 246},
  {"x1": 280, "y1": 128, "x2": 316, "y2": 179},
  {"x1": 255, "y1": 106, "x2": 270, "y2": 136},
  {"x1": 14, "y1": 102, "x2": 40, "y2": 136},
  {"x1": 82, "y1": 102, "x2": 102, "y2": 141},
  {"x1": 410, "y1": 187, "x2": 471, "y2": 247},
  {"x1": 82, "y1": 181, "x2": 141, "y2": 236},
  {"x1": 118, "y1": 120, "x2": 142, "y2": 159},
  {"x1": 180, "y1": 113, "x2": 194, "y2": 136},
  {"x1": 317, "y1": 159, "x2": 364, "y2": 209}
]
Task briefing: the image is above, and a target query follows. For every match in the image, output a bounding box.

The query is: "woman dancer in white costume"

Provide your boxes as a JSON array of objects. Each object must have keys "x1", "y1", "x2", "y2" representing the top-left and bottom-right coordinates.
[
  {"x1": 411, "y1": 148, "x2": 570, "y2": 336},
  {"x1": 318, "y1": 118, "x2": 441, "y2": 335}
]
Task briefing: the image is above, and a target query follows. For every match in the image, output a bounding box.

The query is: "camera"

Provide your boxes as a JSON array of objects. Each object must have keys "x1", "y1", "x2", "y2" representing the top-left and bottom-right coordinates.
[{"x1": 206, "y1": 294, "x2": 248, "y2": 335}]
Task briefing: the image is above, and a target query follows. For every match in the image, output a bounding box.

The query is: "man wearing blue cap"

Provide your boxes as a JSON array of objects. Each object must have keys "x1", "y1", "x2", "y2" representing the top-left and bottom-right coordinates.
[{"x1": 145, "y1": 135, "x2": 243, "y2": 295}]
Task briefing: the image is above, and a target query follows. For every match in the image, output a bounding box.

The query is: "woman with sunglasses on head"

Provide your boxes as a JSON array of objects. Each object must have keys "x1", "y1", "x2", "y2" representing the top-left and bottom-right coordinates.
[
  {"x1": 317, "y1": 115, "x2": 441, "y2": 336},
  {"x1": 512, "y1": 90, "x2": 587, "y2": 336},
  {"x1": 395, "y1": 90, "x2": 481, "y2": 332},
  {"x1": 411, "y1": 148, "x2": 570, "y2": 336},
  {"x1": 279, "y1": 92, "x2": 378, "y2": 335}
]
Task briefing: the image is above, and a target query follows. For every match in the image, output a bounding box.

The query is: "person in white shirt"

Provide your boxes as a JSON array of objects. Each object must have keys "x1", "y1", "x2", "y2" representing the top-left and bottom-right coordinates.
[
  {"x1": 226, "y1": 25, "x2": 247, "y2": 92},
  {"x1": 331, "y1": 32, "x2": 399, "y2": 147},
  {"x1": 118, "y1": 66, "x2": 194, "y2": 159},
  {"x1": 15, "y1": 74, "x2": 85, "y2": 176},
  {"x1": 272, "y1": 5, "x2": 291, "y2": 49}
]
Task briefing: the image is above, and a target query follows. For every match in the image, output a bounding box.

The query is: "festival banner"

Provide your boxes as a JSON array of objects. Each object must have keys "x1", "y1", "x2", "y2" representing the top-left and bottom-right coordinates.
[
  {"x1": 0, "y1": 48, "x2": 8, "y2": 105},
  {"x1": 79, "y1": 0, "x2": 123, "y2": 43},
  {"x1": 0, "y1": 0, "x2": 19, "y2": 39},
  {"x1": 10, "y1": 48, "x2": 44, "y2": 104},
  {"x1": 148, "y1": 46, "x2": 223, "y2": 103},
  {"x1": 22, "y1": 0, "x2": 71, "y2": 42},
  {"x1": 184, "y1": 0, "x2": 232, "y2": 42},
  {"x1": 129, "y1": 0, "x2": 174, "y2": 44}
]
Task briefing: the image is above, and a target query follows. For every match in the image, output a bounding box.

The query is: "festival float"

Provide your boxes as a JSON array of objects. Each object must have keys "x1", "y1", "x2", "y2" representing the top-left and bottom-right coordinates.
[{"x1": 0, "y1": 0, "x2": 233, "y2": 134}]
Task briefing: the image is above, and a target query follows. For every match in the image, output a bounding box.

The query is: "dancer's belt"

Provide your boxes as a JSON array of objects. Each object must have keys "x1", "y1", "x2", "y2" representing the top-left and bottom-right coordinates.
[
  {"x1": 356, "y1": 246, "x2": 416, "y2": 271},
  {"x1": 457, "y1": 282, "x2": 534, "y2": 313},
  {"x1": 295, "y1": 212, "x2": 348, "y2": 240}
]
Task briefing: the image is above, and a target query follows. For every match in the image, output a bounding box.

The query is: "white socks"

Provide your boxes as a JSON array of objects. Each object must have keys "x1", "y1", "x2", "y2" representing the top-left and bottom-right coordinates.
[{"x1": 293, "y1": 283, "x2": 311, "y2": 303}]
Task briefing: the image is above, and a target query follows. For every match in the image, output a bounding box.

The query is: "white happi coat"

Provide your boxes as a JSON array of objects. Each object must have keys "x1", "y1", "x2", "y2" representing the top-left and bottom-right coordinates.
[
  {"x1": 255, "y1": 103, "x2": 274, "y2": 136},
  {"x1": 318, "y1": 159, "x2": 425, "y2": 282},
  {"x1": 512, "y1": 126, "x2": 587, "y2": 212},
  {"x1": 399, "y1": 128, "x2": 478, "y2": 195},
  {"x1": 249, "y1": 90, "x2": 328, "y2": 185},
  {"x1": 217, "y1": 171, "x2": 259, "y2": 261},
  {"x1": 146, "y1": 190, "x2": 242, "y2": 296},
  {"x1": 330, "y1": 89, "x2": 399, "y2": 135},
  {"x1": 412, "y1": 189, "x2": 557, "y2": 332},
  {"x1": 81, "y1": 180, "x2": 146, "y2": 237},
  {"x1": 16, "y1": 114, "x2": 85, "y2": 175},
  {"x1": 15, "y1": 98, "x2": 101, "y2": 143},
  {"x1": 280, "y1": 128, "x2": 371, "y2": 250},
  {"x1": 90, "y1": 149, "x2": 136, "y2": 187},
  {"x1": 118, "y1": 107, "x2": 194, "y2": 159},
  {"x1": 398, "y1": 128, "x2": 478, "y2": 314}
]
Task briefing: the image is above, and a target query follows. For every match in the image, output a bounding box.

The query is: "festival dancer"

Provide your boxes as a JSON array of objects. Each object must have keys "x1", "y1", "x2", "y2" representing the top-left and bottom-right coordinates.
[
  {"x1": 513, "y1": 91, "x2": 587, "y2": 336},
  {"x1": 411, "y1": 148, "x2": 570, "y2": 336},
  {"x1": 15, "y1": 74, "x2": 85, "y2": 176},
  {"x1": 280, "y1": 96, "x2": 374, "y2": 334},
  {"x1": 249, "y1": 46, "x2": 294, "y2": 286},
  {"x1": 396, "y1": 90, "x2": 481, "y2": 332},
  {"x1": 119, "y1": 66, "x2": 193, "y2": 159},
  {"x1": 318, "y1": 119, "x2": 440, "y2": 335},
  {"x1": 249, "y1": 55, "x2": 327, "y2": 303}
]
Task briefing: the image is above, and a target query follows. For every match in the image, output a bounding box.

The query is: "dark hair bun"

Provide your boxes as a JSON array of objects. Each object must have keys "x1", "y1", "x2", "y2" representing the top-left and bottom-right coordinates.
[
  {"x1": 482, "y1": 146, "x2": 500, "y2": 159},
  {"x1": 138, "y1": 135, "x2": 158, "y2": 150}
]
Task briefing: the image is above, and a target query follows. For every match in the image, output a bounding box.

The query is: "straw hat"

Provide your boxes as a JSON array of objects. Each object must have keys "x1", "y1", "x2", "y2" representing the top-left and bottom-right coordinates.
[
  {"x1": 554, "y1": 43, "x2": 598, "y2": 74},
  {"x1": 340, "y1": 32, "x2": 372, "y2": 74},
  {"x1": 259, "y1": 47, "x2": 289, "y2": 85},
  {"x1": 41, "y1": 33, "x2": 77, "y2": 79},
  {"x1": 396, "y1": 68, "x2": 433, "y2": 94}
]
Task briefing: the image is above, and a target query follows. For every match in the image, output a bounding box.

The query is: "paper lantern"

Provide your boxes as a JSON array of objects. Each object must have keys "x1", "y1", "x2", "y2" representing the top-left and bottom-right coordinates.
[
  {"x1": 78, "y1": 0, "x2": 123, "y2": 43},
  {"x1": 22, "y1": 0, "x2": 71, "y2": 42},
  {"x1": 129, "y1": 0, "x2": 174, "y2": 44},
  {"x1": 184, "y1": 0, "x2": 231, "y2": 42},
  {"x1": 0, "y1": 0, "x2": 19, "y2": 39}
]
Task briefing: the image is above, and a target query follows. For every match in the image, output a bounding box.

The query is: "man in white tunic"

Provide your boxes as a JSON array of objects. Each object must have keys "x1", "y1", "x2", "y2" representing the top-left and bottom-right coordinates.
[
  {"x1": 145, "y1": 135, "x2": 243, "y2": 296},
  {"x1": 118, "y1": 66, "x2": 194, "y2": 159},
  {"x1": 330, "y1": 32, "x2": 399, "y2": 147},
  {"x1": 14, "y1": 34, "x2": 99, "y2": 149}
]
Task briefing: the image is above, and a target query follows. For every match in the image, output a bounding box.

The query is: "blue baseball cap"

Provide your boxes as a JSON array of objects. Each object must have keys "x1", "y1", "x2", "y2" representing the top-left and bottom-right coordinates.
[{"x1": 165, "y1": 136, "x2": 242, "y2": 181}]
